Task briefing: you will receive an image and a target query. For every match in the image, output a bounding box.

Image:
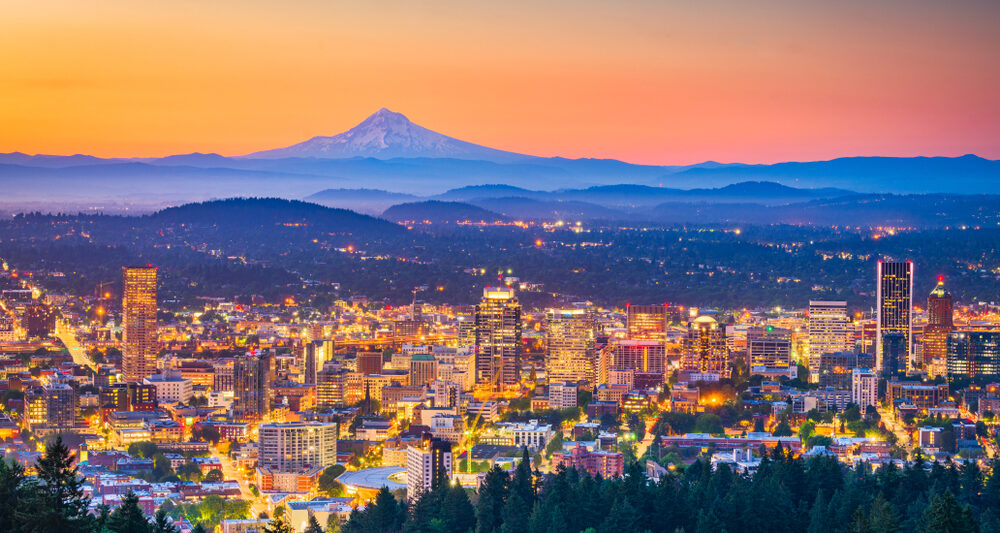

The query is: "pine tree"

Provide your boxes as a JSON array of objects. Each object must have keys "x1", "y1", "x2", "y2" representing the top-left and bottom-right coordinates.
[
  {"x1": 694, "y1": 507, "x2": 726, "y2": 533},
  {"x1": 866, "y1": 495, "x2": 899, "y2": 533},
  {"x1": 919, "y1": 490, "x2": 976, "y2": 533},
  {"x1": 806, "y1": 490, "x2": 829, "y2": 533},
  {"x1": 105, "y1": 492, "x2": 152, "y2": 533},
  {"x1": 475, "y1": 467, "x2": 509, "y2": 533},
  {"x1": 263, "y1": 515, "x2": 294, "y2": 533},
  {"x1": 190, "y1": 524, "x2": 208, "y2": 533},
  {"x1": 152, "y1": 508, "x2": 178, "y2": 533},
  {"x1": 0, "y1": 459, "x2": 27, "y2": 533},
  {"x1": 21, "y1": 436, "x2": 92, "y2": 533},
  {"x1": 304, "y1": 515, "x2": 324, "y2": 533}
]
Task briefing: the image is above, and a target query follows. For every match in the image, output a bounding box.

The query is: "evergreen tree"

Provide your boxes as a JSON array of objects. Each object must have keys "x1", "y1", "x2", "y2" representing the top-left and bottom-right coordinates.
[
  {"x1": 304, "y1": 515, "x2": 324, "y2": 533},
  {"x1": 105, "y1": 492, "x2": 152, "y2": 533},
  {"x1": 263, "y1": 515, "x2": 294, "y2": 533},
  {"x1": 0, "y1": 459, "x2": 27, "y2": 533},
  {"x1": 806, "y1": 490, "x2": 829, "y2": 533},
  {"x1": 21, "y1": 436, "x2": 92, "y2": 533},
  {"x1": 475, "y1": 467, "x2": 509, "y2": 533},
  {"x1": 919, "y1": 490, "x2": 976, "y2": 533},
  {"x1": 152, "y1": 509, "x2": 178, "y2": 533},
  {"x1": 190, "y1": 525, "x2": 208, "y2": 533}
]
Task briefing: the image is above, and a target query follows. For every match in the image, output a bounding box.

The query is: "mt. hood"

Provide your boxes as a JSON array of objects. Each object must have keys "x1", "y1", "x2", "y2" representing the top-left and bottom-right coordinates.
[{"x1": 246, "y1": 108, "x2": 529, "y2": 162}]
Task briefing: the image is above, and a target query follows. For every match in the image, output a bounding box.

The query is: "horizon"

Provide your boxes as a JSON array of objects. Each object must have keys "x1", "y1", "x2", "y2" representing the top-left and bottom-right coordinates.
[{"x1": 3, "y1": 1, "x2": 999, "y2": 165}]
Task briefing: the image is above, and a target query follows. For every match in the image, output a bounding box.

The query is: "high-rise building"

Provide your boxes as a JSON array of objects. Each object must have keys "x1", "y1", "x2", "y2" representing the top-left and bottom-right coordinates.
[
  {"x1": 682, "y1": 316, "x2": 729, "y2": 377},
  {"x1": 947, "y1": 331, "x2": 1000, "y2": 381},
  {"x1": 22, "y1": 303, "x2": 56, "y2": 338},
  {"x1": 25, "y1": 383, "x2": 76, "y2": 430},
  {"x1": 851, "y1": 368, "x2": 878, "y2": 409},
  {"x1": 122, "y1": 266, "x2": 158, "y2": 383},
  {"x1": 212, "y1": 359, "x2": 235, "y2": 392},
  {"x1": 315, "y1": 368, "x2": 345, "y2": 411},
  {"x1": 259, "y1": 421, "x2": 338, "y2": 472},
  {"x1": 923, "y1": 276, "x2": 954, "y2": 374},
  {"x1": 406, "y1": 435, "x2": 453, "y2": 500},
  {"x1": 545, "y1": 307, "x2": 596, "y2": 385},
  {"x1": 610, "y1": 339, "x2": 667, "y2": 378},
  {"x1": 808, "y1": 301, "x2": 850, "y2": 379},
  {"x1": 747, "y1": 326, "x2": 792, "y2": 369},
  {"x1": 626, "y1": 304, "x2": 668, "y2": 340},
  {"x1": 100, "y1": 382, "x2": 157, "y2": 411},
  {"x1": 881, "y1": 332, "x2": 907, "y2": 376},
  {"x1": 409, "y1": 354, "x2": 438, "y2": 387},
  {"x1": 233, "y1": 351, "x2": 273, "y2": 422},
  {"x1": 817, "y1": 352, "x2": 858, "y2": 390},
  {"x1": 876, "y1": 260, "x2": 913, "y2": 374},
  {"x1": 474, "y1": 288, "x2": 522, "y2": 387},
  {"x1": 356, "y1": 351, "x2": 383, "y2": 376}
]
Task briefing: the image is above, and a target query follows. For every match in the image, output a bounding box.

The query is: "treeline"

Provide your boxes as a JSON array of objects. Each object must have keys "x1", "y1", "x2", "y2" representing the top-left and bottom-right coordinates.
[
  {"x1": 0, "y1": 437, "x2": 182, "y2": 533},
  {"x1": 344, "y1": 446, "x2": 1000, "y2": 533}
]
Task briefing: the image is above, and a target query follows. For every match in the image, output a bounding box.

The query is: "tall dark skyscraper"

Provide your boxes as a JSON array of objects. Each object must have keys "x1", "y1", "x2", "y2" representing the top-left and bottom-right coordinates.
[
  {"x1": 122, "y1": 266, "x2": 158, "y2": 383},
  {"x1": 876, "y1": 260, "x2": 913, "y2": 375},
  {"x1": 233, "y1": 351, "x2": 273, "y2": 422},
  {"x1": 474, "y1": 287, "x2": 522, "y2": 388},
  {"x1": 923, "y1": 276, "x2": 954, "y2": 374}
]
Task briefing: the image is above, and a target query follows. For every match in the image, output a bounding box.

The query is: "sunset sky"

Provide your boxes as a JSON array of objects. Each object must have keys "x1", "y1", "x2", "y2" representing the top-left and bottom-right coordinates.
[{"x1": 3, "y1": 0, "x2": 998, "y2": 164}]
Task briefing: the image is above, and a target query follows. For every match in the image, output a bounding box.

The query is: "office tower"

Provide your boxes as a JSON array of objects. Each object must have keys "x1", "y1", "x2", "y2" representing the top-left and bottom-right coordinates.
[
  {"x1": 22, "y1": 303, "x2": 56, "y2": 338},
  {"x1": 25, "y1": 384, "x2": 76, "y2": 430},
  {"x1": 430, "y1": 380, "x2": 460, "y2": 408},
  {"x1": 923, "y1": 276, "x2": 954, "y2": 374},
  {"x1": 122, "y1": 266, "x2": 158, "y2": 383},
  {"x1": 876, "y1": 260, "x2": 913, "y2": 374},
  {"x1": 851, "y1": 368, "x2": 878, "y2": 409},
  {"x1": 545, "y1": 307, "x2": 597, "y2": 385},
  {"x1": 409, "y1": 354, "x2": 438, "y2": 387},
  {"x1": 233, "y1": 351, "x2": 273, "y2": 422},
  {"x1": 947, "y1": 331, "x2": 1000, "y2": 381},
  {"x1": 0, "y1": 315, "x2": 14, "y2": 341},
  {"x1": 357, "y1": 351, "x2": 383, "y2": 376},
  {"x1": 626, "y1": 304, "x2": 669, "y2": 340},
  {"x1": 610, "y1": 339, "x2": 666, "y2": 377},
  {"x1": 457, "y1": 311, "x2": 476, "y2": 347},
  {"x1": 747, "y1": 326, "x2": 792, "y2": 369},
  {"x1": 406, "y1": 435, "x2": 453, "y2": 500},
  {"x1": 212, "y1": 359, "x2": 235, "y2": 391},
  {"x1": 474, "y1": 288, "x2": 522, "y2": 388},
  {"x1": 808, "y1": 301, "x2": 850, "y2": 379},
  {"x1": 316, "y1": 368, "x2": 346, "y2": 411},
  {"x1": 100, "y1": 382, "x2": 157, "y2": 411},
  {"x1": 259, "y1": 421, "x2": 338, "y2": 472},
  {"x1": 817, "y1": 352, "x2": 858, "y2": 390},
  {"x1": 881, "y1": 332, "x2": 907, "y2": 376},
  {"x1": 303, "y1": 341, "x2": 319, "y2": 385},
  {"x1": 682, "y1": 316, "x2": 730, "y2": 376}
]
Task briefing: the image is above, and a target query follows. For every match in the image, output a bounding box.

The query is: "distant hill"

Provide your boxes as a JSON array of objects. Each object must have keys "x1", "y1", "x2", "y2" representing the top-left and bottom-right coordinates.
[
  {"x1": 305, "y1": 189, "x2": 420, "y2": 215},
  {"x1": 465, "y1": 197, "x2": 627, "y2": 221},
  {"x1": 150, "y1": 197, "x2": 403, "y2": 237},
  {"x1": 382, "y1": 201, "x2": 509, "y2": 224}
]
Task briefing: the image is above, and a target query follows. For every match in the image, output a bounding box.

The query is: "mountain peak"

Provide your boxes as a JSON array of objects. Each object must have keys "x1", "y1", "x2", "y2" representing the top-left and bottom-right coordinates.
[{"x1": 245, "y1": 109, "x2": 529, "y2": 162}]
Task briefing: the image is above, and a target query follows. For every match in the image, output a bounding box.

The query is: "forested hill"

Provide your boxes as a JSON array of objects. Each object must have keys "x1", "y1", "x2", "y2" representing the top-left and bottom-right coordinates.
[{"x1": 149, "y1": 198, "x2": 403, "y2": 237}]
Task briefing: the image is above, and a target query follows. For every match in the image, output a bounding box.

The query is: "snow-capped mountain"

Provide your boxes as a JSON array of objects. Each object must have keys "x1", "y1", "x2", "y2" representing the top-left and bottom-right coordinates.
[{"x1": 246, "y1": 108, "x2": 529, "y2": 162}]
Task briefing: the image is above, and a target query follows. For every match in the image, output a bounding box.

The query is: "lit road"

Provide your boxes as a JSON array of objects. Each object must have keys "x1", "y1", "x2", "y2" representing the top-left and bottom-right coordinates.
[
  {"x1": 214, "y1": 447, "x2": 265, "y2": 518},
  {"x1": 877, "y1": 405, "x2": 912, "y2": 452},
  {"x1": 55, "y1": 318, "x2": 98, "y2": 372}
]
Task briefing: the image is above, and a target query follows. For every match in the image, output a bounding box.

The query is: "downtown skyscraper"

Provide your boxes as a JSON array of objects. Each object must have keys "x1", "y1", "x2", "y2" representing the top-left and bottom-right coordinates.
[
  {"x1": 876, "y1": 260, "x2": 913, "y2": 375},
  {"x1": 122, "y1": 266, "x2": 158, "y2": 383},
  {"x1": 233, "y1": 351, "x2": 273, "y2": 422},
  {"x1": 474, "y1": 287, "x2": 522, "y2": 388},
  {"x1": 923, "y1": 276, "x2": 954, "y2": 375},
  {"x1": 545, "y1": 306, "x2": 597, "y2": 385},
  {"x1": 807, "y1": 300, "x2": 850, "y2": 381}
]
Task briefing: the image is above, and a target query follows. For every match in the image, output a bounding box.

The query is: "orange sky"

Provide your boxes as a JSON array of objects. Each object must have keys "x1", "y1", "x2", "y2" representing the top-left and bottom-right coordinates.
[{"x1": 2, "y1": 0, "x2": 998, "y2": 164}]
